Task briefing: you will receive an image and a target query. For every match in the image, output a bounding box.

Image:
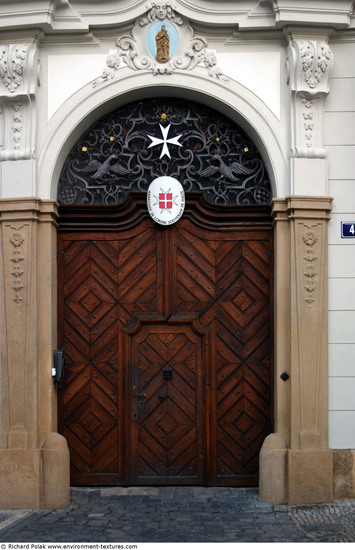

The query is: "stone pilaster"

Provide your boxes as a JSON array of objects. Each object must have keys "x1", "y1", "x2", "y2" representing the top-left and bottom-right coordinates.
[
  {"x1": 287, "y1": 196, "x2": 333, "y2": 504},
  {"x1": 0, "y1": 198, "x2": 70, "y2": 509},
  {"x1": 260, "y1": 196, "x2": 332, "y2": 505}
]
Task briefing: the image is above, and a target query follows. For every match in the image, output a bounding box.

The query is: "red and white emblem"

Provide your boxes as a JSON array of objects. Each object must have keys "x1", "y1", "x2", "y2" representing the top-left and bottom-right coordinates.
[
  {"x1": 147, "y1": 176, "x2": 185, "y2": 225},
  {"x1": 158, "y1": 191, "x2": 175, "y2": 211}
]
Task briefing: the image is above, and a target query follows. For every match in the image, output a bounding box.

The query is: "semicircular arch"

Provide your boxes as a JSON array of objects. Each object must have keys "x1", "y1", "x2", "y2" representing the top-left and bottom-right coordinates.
[{"x1": 38, "y1": 69, "x2": 288, "y2": 201}]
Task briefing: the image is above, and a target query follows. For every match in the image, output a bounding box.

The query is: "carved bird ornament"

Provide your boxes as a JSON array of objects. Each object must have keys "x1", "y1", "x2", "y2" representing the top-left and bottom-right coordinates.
[
  {"x1": 199, "y1": 154, "x2": 255, "y2": 183},
  {"x1": 82, "y1": 154, "x2": 130, "y2": 180}
]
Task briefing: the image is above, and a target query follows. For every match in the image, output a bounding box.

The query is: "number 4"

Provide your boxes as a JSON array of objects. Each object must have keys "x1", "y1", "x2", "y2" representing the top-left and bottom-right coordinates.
[{"x1": 350, "y1": 224, "x2": 355, "y2": 235}]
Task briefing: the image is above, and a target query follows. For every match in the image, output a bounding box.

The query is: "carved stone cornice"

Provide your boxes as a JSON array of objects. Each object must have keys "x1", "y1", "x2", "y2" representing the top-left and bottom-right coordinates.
[
  {"x1": 0, "y1": 1, "x2": 353, "y2": 32},
  {"x1": 270, "y1": 0, "x2": 353, "y2": 28}
]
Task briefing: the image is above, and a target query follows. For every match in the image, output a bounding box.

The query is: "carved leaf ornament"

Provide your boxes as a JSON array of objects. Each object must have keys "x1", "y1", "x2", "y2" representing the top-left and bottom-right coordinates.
[
  {"x1": 299, "y1": 40, "x2": 331, "y2": 90},
  {"x1": 57, "y1": 98, "x2": 272, "y2": 207},
  {"x1": 0, "y1": 44, "x2": 28, "y2": 93}
]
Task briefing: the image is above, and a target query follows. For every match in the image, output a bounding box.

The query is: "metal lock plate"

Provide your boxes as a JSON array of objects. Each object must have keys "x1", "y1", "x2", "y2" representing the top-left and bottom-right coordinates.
[
  {"x1": 138, "y1": 391, "x2": 146, "y2": 412},
  {"x1": 162, "y1": 368, "x2": 173, "y2": 381}
]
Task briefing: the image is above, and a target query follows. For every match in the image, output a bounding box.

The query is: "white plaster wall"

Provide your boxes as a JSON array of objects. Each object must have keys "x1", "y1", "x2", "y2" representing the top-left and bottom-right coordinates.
[
  {"x1": 46, "y1": 50, "x2": 281, "y2": 122},
  {"x1": 217, "y1": 51, "x2": 281, "y2": 119},
  {"x1": 47, "y1": 53, "x2": 108, "y2": 121},
  {"x1": 327, "y1": 38, "x2": 355, "y2": 449}
]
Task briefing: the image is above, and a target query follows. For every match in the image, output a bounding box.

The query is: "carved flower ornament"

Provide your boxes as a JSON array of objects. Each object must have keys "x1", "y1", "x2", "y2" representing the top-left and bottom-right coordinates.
[
  {"x1": 303, "y1": 230, "x2": 317, "y2": 247},
  {"x1": 10, "y1": 232, "x2": 24, "y2": 248}
]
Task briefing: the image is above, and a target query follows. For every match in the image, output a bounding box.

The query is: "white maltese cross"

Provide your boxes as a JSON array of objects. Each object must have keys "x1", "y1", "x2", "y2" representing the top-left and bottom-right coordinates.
[{"x1": 147, "y1": 124, "x2": 183, "y2": 159}]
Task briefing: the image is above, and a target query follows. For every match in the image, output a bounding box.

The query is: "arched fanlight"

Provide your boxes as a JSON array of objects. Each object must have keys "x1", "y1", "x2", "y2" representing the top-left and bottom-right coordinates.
[{"x1": 57, "y1": 98, "x2": 272, "y2": 206}]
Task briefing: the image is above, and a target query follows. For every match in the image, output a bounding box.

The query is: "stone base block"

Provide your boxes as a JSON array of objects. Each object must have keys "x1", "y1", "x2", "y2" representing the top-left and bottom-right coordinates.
[
  {"x1": 259, "y1": 433, "x2": 287, "y2": 504},
  {"x1": 0, "y1": 434, "x2": 70, "y2": 509},
  {"x1": 333, "y1": 449, "x2": 355, "y2": 498},
  {"x1": 42, "y1": 433, "x2": 70, "y2": 509},
  {"x1": 288, "y1": 449, "x2": 333, "y2": 504},
  {"x1": 0, "y1": 449, "x2": 41, "y2": 508}
]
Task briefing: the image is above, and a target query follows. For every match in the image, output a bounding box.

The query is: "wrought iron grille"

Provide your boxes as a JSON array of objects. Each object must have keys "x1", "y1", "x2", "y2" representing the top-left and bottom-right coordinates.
[{"x1": 57, "y1": 98, "x2": 272, "y2": 206}]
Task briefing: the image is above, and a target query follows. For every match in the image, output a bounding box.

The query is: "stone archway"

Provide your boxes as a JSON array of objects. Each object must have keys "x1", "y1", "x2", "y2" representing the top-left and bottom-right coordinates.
[
  {"x1": 56, "y1": 97, "x2": 275, "y2": 486},
  {"x1": 0, "y1": 64, "x2": 333, "y2": 506}
]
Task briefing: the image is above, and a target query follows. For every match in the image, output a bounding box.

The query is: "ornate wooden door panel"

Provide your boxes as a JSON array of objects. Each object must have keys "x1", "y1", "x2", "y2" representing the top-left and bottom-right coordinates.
[
  {"x1": 214, "y1": 240, "x2": 272, "y2": 484},
  {"x1": 58, "y1": 204, "x2": 273, "y2": 486},
  {"x1": 58, "y1": 220, "x2": 163, "y2": 484},
  {"x1": 117, "y1": 225, "x2": 163, "y2": 319},
  {"x1": 172, "y1": 221, "x2": 273, "y2": 485},
  {"x1": 58, "y1": 238, "x2": 120, "y2": 483},
  {"x1": 129, "y1": 324, "x2": 205, "y2": 484}
]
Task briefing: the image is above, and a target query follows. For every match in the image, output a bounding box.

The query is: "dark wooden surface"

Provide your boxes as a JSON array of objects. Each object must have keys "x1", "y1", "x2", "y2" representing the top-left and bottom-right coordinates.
[{"x1": 58, "y1": 196, "x2": 273, "y2": 486}]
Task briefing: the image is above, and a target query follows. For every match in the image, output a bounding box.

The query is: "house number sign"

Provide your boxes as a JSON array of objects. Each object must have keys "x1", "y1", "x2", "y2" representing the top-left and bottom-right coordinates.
[{"x1": 341, "y1": 222, "x2": 355, "y2": 238}]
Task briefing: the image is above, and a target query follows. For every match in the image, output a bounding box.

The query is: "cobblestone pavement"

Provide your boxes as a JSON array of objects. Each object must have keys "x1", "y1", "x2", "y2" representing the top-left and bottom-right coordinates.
[{"x1": 0, "y1": 487, "x2": 355, "y2": 543}]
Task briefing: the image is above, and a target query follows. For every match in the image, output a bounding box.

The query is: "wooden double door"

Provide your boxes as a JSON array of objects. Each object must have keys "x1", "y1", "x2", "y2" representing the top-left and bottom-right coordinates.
[{"x1": 58, "y1": 201, "x2": 273, "y2": 486}]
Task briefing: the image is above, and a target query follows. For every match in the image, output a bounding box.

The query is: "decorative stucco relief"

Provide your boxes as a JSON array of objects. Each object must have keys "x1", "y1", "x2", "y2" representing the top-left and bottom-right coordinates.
[
  {"x1": 286, "y1": 34, "x2": 333, "y2": 159},
  {"x1": 0, "y1": 44, "x2": 28, "y2": 93},
  {"x1": 9, "y1": 230, "x2": 25, "y2": 307},
  {"x1": 0, "y1": 39, "x2": 40, "y2": 161},
  {"x1": 10, "y1": 101, "x2": 24, "y2": 152},
  {"x1": 299, "y1": 40, "x2": 332, "y2": 90},
  {"x1": 302, "y1": 228, "x2": 318, "y2": 307},
  {"x1": 301, "y1": 97, "x2": 314, "y2": 150},
  {"x1": 0, "y1": 97, "x2": 36, "y2": 161},
  {"x1": 93, "y1": 1, "x2": 227, "y2": 86},
  {"x1": 139, "y1": 1, "x2": 184, "y2": 25}
]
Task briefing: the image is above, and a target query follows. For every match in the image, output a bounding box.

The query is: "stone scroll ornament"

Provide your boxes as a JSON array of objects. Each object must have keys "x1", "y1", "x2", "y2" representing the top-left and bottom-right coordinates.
[
  {"x1": 57, "y1": 98, "x2": 272, "y2": 207},
  {"x1": 93, "y1": 1, "x2": 227, "y2": 85}
]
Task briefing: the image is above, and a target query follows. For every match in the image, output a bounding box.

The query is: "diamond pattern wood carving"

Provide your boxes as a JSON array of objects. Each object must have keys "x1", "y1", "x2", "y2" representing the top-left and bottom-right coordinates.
[
  {"x1": 58, "y1": 203, "x2": 273, "y2": 486},
  {"x1": 173, "y1": 221, "x2": 272, "y2": 484},
  {"x1": 59, "y1": 239, "x2": 120, "y2": 480},
  {"x1": 130, "y1": 326, "x2": 204, "y2": 484}
]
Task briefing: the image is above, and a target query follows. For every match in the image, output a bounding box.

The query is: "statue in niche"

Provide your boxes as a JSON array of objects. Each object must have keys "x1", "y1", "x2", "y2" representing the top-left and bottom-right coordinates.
[{"x1": 155, "y1": 25, "x2": 170, "y2": 63}]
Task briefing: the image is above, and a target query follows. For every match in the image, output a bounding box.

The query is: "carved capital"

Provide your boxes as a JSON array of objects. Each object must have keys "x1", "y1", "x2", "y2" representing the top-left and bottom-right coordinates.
[
  {"x1": 0, "y1": 41, "x2": 40, "y2": 97},
  {"x1": 287, "y1": 38, "x2": 333, "y2": 95}
]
